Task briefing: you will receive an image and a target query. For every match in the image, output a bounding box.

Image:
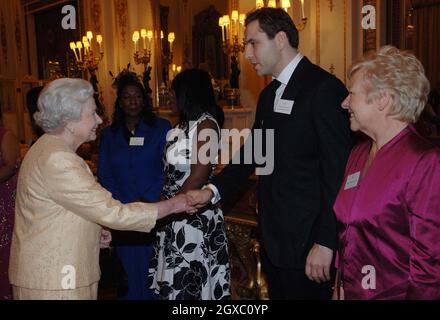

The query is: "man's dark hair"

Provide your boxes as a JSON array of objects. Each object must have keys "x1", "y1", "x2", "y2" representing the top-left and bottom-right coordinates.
[{"x1": 245, "y1": 7, "x2": 299, "y2": 49}]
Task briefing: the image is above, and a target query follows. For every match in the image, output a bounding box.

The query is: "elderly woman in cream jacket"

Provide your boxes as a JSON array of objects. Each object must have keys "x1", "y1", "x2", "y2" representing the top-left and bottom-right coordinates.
[{"x1": 9, "y1": 78, "x2": 194, "y2": 300}]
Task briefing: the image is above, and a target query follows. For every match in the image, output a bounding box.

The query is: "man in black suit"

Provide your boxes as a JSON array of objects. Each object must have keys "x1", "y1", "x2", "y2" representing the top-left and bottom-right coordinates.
[{"x1": 188, "y1": 7, "x2": 352, "y2": 299}]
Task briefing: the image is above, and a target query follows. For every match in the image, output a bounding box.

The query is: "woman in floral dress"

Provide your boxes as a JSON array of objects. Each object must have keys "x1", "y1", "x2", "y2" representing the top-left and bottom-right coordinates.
[{"x1": 148, "y1": 69, "x2": 230, "y2": 300}]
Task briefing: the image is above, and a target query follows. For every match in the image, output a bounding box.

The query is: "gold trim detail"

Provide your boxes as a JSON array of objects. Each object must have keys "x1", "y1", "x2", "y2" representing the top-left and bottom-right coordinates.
[
  {"x1": 328, "y1": 0, "x2": 334, "y2": 11},
  {"x1": 91, "y1": 0, "x2": 102, "y2": 33},
  {"x1": 115, "y1": 0, "x2": 128, "y2": 45},
  {"x1": 0, "y1": 11, "x2": 7, "y2": 66},
  {"x1": 15, "y1": 9, "x2": 22, "y2": 63}
]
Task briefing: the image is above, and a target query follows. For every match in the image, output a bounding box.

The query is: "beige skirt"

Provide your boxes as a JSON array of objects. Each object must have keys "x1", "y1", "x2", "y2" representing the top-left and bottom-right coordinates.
[{"x1": 12, "y1": 282, "x2": 98, "y2": 300}]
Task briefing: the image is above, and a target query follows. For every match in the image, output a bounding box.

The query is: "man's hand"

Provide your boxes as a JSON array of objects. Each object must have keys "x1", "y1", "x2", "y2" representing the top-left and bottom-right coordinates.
[
  {"x1": 100, "y1": 228, "x2": 112, "y2": 249},
  {"x1": 168, "y1": 193, "x2": 198, "y2": 214},
  {"x1": 186, "y1": 189, "x2": 214, "y2": 209},
  {"x1": 305, "y1": 243, "x2": 333, "y2": 283},
  {"x1": 156, "y1": 194, "x2": 197, "y2": 219}
]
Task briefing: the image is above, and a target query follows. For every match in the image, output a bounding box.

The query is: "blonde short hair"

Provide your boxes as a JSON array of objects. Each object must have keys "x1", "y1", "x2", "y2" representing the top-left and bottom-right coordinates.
[{"x1": 348, "y1": 46, "x2": 430, "y2": 123}]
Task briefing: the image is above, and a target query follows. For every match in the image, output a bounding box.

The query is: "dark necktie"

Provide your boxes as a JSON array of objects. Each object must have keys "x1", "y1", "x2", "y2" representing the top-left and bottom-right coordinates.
[
  {"x1": 260, "y1": 79, "x2": 282, "y2": 129},
  {"x1": 268, "y1": 79, "x2": 282, "y2": 107}
]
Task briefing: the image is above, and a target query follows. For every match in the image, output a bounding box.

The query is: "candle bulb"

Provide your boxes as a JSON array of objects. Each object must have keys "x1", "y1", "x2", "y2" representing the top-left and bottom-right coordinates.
[
  {"x1": 223, "y1": 15, "x2": 230, "y2": 41},
  {"x1": 81, "y1": 36, "x2": 87, "y2": 55},
  {"x1": 239, "y1": 14, "x2": 245, "y2": 40},
  {"x1": 219, "y1": 17, "x2": 225, "y2": 42},
  {"x1": 96, "y1": 34, "x2": 103, "y2": 53},
  {"x1": 256, "y1": 0, "x2": 264, "y2": 8},
  {"x1": 268, "y1": 0, "x2": 276, "y2": 8},
  {"x1": 141, "y1": 29, "x2": 147, "y2": 50},
  {"x1": 281, "y1": 0, "x2": 291, "y2": 12},
  {"x1": 239, "y1": 14, "x2": 246, "y2": 25},
  {"x1": 70, "y1": 42, "x2": 79, "y2": 61},
  {"x1": 147, "y1": 30, "x2": 153, "y2": 50},
  {"x1": 301, "y1": 0, "x2": 305, "y2": 19},
  {"x1": 133, "y1": 31, "x2": 140, "y2": 52},
  {"x1": 76, "y1": 41, "x2": 83, "y2": 61},
  {"x1": 168, "y1": 32, "x2": 175, "y2": 53},
  {"x1": 231, "y1": 10, "x2": 238, "y2": 37},
  {"x1": 87, "y1": 31, "x2": 93, "y2": 42}
]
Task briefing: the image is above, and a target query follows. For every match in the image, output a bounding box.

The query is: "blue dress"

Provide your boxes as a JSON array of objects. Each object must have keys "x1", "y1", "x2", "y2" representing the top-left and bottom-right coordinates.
[{"x1": 98, "y1": 117, "x2": 171, "y2": 299}]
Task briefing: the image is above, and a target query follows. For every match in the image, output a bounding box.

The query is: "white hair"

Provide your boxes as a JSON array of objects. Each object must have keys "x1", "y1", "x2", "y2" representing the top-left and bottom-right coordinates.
[
  {"x1": 348, "y1": 46, "x2": 430, "y2": 123},
  {"x1": 34, "y1": 78, "x2": 94, "y2": 132}
]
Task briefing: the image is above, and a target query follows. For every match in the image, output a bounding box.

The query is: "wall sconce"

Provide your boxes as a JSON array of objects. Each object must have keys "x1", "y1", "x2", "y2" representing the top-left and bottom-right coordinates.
[
  {"x1": 219, "y1": 10, "x2": 246, "y2": 57},
  {"x1": 219, "y1": 9, "x2": 245, "y2": 108},
  {"x1": 69, "y1": 30, "x2": 104, "y2": 93},
  {"x1": 132, "y1": 28, "x2": 154, "y2": 95},
  {"x1": 132, "y1": 29, "x2": 153, "y2": 68}
]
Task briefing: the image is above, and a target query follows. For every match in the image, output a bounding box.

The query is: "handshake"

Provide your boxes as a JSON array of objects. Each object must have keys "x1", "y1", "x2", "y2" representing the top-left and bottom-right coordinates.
[
  {"x1": 100, "y1": 188, "x2": 216, "y2": 248},
  {"x1": 157, "y1": 188, "x2": 215, "y2": 216}
]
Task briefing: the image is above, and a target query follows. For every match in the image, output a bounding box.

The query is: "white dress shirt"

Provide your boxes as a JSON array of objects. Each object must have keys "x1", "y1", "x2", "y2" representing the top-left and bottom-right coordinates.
[{"x1": 273, "y1": 53, "x2": 303, "y2": 110}]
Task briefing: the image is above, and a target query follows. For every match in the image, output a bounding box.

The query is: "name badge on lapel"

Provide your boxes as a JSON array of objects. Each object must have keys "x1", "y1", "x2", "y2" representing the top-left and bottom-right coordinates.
[
  {"x1": 344, "y1": 171, "x2": 360, "y2": 190},
  {"x1": 129, "y1": 137, "x2": 144, "y2": 146},
  {"x1": 275, "y1": 99, "x2": 294, "y2": 115}
]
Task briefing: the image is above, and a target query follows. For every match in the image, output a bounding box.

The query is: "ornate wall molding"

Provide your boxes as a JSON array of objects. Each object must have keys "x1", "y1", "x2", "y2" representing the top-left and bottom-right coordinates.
[
  {"x1": 91, "y1": 0, "x2": 101, "y2": 33},
  {"x1": 15, "y1": 8, "x2": 22, "y2": 63},
  {"x1": 328, "y1": 0, "x2": 334, "y2": 11},
  {"x1": 182, "y1": 0, "x2": 191, "y2": 69},
  {"x1": 115, "y1": 0, "x2": 128, "y2": 45},
  {"x1": 0, "y1": 11, "x2": 7, "y2": 66}
]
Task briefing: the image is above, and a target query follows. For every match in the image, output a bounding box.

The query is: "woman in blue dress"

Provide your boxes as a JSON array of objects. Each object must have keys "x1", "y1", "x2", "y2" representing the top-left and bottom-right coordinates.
[{"x1": 98, "y1": 74, "x2": 171, "y2": 299}]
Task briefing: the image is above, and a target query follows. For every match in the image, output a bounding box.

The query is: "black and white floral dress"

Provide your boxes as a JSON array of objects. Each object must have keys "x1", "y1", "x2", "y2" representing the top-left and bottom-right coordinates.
[{"x1": 148, "y1": 112, "x2": 230, "y2": 300}]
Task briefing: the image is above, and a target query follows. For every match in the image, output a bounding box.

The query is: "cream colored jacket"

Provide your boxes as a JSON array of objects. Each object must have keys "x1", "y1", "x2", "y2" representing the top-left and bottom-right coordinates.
[{"x1": 9, "y1": 134, "x2": 158, "y2": 290}]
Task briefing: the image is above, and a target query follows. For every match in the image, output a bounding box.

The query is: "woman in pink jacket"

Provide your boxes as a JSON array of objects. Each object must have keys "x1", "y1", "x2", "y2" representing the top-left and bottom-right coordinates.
[{"x1": 333, "y1": 46, "x2": 440, "y2": 300}]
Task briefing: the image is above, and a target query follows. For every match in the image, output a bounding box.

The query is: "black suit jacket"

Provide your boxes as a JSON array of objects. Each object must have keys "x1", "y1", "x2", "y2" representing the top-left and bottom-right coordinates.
[{"x1": 213, "y1": 57, "x2": 352, "y2": 268}]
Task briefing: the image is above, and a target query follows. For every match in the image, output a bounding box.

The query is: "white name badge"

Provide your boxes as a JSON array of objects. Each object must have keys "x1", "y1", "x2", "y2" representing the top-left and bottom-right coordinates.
[
  {"x1": 129, "y1": 137, "x2": 144, "y2": 146},
  {"x1": 275, "y1": 99, "x2": 294, "y2": 115},
  {"x1": 344, "y1": 171, "x2": 361, "y2": 190}
]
